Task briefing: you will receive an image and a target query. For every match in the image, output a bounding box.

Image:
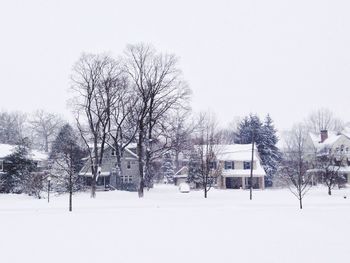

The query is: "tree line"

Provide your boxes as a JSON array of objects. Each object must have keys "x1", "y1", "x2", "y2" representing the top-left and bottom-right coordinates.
[{"x1": 0, "y1": 42, "x2": 349, "y2": 210}]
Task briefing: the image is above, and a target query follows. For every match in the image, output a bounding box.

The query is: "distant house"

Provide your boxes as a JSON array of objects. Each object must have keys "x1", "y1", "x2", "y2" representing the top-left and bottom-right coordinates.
[
  {"x1": 173, "y1": 166, "x2": 188, "y2": 186},
  {"x1": 213, "y1": 144, "x2": 266, "y2": 190},
  {"x1": 306, "y1": 129, "x2": 350, "y2": 183},
  {"x1": 79, "y1": 144, "x2": 140, "y2": 191},
  {"x1": 176, "y1": 144, "x2": 266, "y2": 190},
  {"x1": 0, "y1": 143, "x2": 48, "y2": 175}
]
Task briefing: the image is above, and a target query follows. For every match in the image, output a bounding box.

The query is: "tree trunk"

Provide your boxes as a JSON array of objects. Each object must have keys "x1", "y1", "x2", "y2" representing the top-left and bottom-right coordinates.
[
  {"x1": 69, "y1": 172, "x2": 73, "y2": 212},
  {"x1": 204, "y1": 188, "x2": 207, "y2": 198},
  {"x1": 116, "y1": 143, "x2": 123, "y2": 187},
  {"x1": 145, "y1": 100, "x2": 154, "y2": 189},
  {"x1": 69, "y1": 191, "x2": 72, "y2": 212},
  {"x1": 91, "y1": 139, "x2": 98, "y2": 198},
  {"x1": 175, "y1": 150, "x2": 180, "y2": 172},
  {"x1": 299, "y1": 191, "x2": 303, "y2": 209},
  {"x1": 44, "y1": 135, "x2": 49, "y2": 153},
  {"x1": 137, "y1": 128, "x2": 144, "y2": 198},
  {"x1": 328, "y1": 186, "x2": 332, "y2": 196}
]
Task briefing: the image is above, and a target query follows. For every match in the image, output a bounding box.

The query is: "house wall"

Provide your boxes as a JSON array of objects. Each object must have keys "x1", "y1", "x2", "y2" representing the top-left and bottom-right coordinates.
[
  {"x1": 80, "y1": 146, "x2": 140, "y2": 190},
  {"x1": 227, "y1": 160, "x2": 257, "y2": 170}
]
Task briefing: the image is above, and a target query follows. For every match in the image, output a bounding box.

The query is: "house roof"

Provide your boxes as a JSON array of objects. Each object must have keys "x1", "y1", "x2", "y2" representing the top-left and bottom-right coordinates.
[
  {"x1": 0, "y1": 144, "x2": 14, "y2": 159},
  {"x1": 309, "y1": 131, "x2": 345, "y2": 151},
  {"x1": 197, "y1": 144, "x2": 266, "y2": 177},
  {"x1": 0, "y1": 144, "x2": 48, "y2": 161},
  {"x1": 208, "y1": 144, "x2": 259, "y2": 161},
  {"x1": 342, "y1": 126, "x2": 350, "y2": 139}
]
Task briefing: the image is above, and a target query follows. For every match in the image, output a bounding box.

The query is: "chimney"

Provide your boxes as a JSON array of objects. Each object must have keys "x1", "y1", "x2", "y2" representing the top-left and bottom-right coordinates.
[{"x1": 320, "y1": 130, "x2": 328, "y2": 143}]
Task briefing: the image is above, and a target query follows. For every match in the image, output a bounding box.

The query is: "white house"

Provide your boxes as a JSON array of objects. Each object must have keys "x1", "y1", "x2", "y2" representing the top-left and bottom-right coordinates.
[
  {"x1": 175, "y1": 144, "x2": 266, "y2": 190},
  {"x1": 214, "y1": 144, "x2": 266, "y2": 190},
  {"x1": 306, "y1": 129, "x2": 350, "y2": 183}
]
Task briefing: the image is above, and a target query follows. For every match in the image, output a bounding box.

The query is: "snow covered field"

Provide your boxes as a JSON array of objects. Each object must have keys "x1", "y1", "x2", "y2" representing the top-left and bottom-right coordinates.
[{"x1": 1, "y1": 185, "x2": 350, "y2": 263}]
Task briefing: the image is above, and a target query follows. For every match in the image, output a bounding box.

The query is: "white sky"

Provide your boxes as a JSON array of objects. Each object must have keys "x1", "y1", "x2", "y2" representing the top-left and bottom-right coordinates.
[{"x1": 1, "y1": 0, "x2": 349, "y2": 130}]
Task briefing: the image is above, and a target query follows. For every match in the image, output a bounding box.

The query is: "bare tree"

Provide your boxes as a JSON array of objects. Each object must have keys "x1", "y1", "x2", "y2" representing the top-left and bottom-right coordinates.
[
  {"x1": 217, "y1": 116, "x2": 241, "y2": 144},
  {"x1": 49, "y1": 124, "x2": 86, "y2": 211},
  {"x1": 0, "y1": 111, "x2": 27, "y2": 144},
  {"x1": 165, "y1": 109, "x2": 196, "y2": 172},
  {"x1": 123, "y1": 43, "x2": 191, "y2": 197},
  {"x1": 313, "y1": 148, "x2": 346, "y2": 195},
  {"x1": 189, "y1": 113, "x2": 222, "y2": 198},
  {"x1": 70, "y1": 53, "x2": 119, "y2": 198},
  {"x1": 305, "y1": 108, "x2": 344, "y2": 133},
  {"x1": 108, "y1": 75, "x2": 138, "y2": 182},
  {"x1": 279, "y1": 124, "x2": 313, "y2": 209},
  {"x1": 29, "y1": 110, "x2": 64, "y2": 152}
]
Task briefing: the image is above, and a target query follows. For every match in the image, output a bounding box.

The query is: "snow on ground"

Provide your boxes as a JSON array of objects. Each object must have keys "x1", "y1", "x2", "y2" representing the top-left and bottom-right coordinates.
[{"x1": 1, "y1": 185, "x2": 350, "y2": 263}]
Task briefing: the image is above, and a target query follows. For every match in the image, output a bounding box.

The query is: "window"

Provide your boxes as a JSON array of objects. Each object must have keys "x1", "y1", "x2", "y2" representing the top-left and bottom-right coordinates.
[
  {"x1": 224, "y1": 161, "x2": 234, "y2": 170},
  {"x1": 120, "y1": 176, "x2": 125, "y2": 183},
  {"x1": 127, "y1": 161, "x2": 131, "y2": 169},
  {"x1": 111, "y1": 150, "x2": 116, "y2": 156},
  {"x1": 128, "y1": 176, "x2": 133, "y2": 183},
  {"x1": 243, "y1": 161, "x2": 251, "y2": 170}
]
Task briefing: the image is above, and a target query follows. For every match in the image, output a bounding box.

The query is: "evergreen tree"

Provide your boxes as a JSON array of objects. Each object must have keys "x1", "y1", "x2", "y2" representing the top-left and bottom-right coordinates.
[
  {"x1": 236, "y1": 114, "x2": 281, "y2": 186},
  {"x1": 187, "y1": 150, "x2": 202, "y2": 187},
  {"x1": 161, "y1": 152, "x2": 175, "y2": 183},
  {"x1": 236, "y1": 114, "x2": 263, "y2": 144},
  {"x1": 260, "y1": 115, "x2": 282, "y2": 182},
  {"x1": 2, "y1": 138, "x2": 38, "y2": 194},
  {"x1": 49, "y1": 124, "x2": 86, "y2": 211}
]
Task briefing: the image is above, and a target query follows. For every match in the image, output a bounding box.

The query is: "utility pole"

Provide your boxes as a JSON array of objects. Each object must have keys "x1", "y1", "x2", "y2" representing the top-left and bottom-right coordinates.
[{"x1": 250, "y1": 130, "x2": 255, "y2": 200}]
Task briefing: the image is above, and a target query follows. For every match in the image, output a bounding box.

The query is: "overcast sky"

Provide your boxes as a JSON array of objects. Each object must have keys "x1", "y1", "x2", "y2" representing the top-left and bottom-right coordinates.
[{"x1": 1, "y1": 0, "x2": 349, "y2": 131}]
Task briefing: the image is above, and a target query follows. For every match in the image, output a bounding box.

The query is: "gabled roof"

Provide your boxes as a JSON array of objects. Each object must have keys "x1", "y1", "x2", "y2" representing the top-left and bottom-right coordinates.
[
  {"x1": 199, "y1": 144, "x2": 259, "y2": 161},
  {"x1": 309, "y1": 131, "x2": 344, "y2": 151},
  {"x1": 342, "y1": 126, "x2": 350, "y2": 139},
  {"x1": 196, "y1": 144, "x2": 266, "y2": 177},
  {"x1": 0, "y1": 144, "x2": 14, "y2": 159}
]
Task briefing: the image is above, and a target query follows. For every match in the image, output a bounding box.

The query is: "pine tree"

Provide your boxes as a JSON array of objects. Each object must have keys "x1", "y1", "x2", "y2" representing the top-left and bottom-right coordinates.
[
  {"x1": 236, "y1": 114, "x2": 281, "y2": 186},
  {"x1": 161, "y1": 152, "x2": 175, "y2": 183},
  {"x1": 187, "y1": 151, "x2": 201, "y2": 187},
  {"x1": 260, "y1": 115, "x2": 282, "y2": 183},
  {"x1": 236, "y1": 114, "x2": 263, "y2": 144},
  {"x1": 2, "y1": 138, "x2": 38, "y2": 194}
]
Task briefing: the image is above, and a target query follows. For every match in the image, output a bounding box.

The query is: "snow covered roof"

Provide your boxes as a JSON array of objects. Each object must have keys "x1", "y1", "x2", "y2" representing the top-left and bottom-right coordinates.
[
  {"x1": 341, "y1": 126, "x2": 350, "y2": 139},
  {"x1": 0, "y1": 144, "x2": 15, "y2": 159},
  {"x1": 222, "y1": 168, "x2": 265, "y2": 177},
  {"x1": 0, "y1": 143, "x2": 48, "y2": 161},
  {"x1": 30, "y1": 150, "x2": 48, "y2": 162},
  {"x1": 195, "y1": 144, "x2": 266, "y2": 177},
  {"x1": 210, "y1": 144, "x2": 259, "y2": 161},
  {"x1": 309, "y1": 131, "x2": 342, "y2": 150}
]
